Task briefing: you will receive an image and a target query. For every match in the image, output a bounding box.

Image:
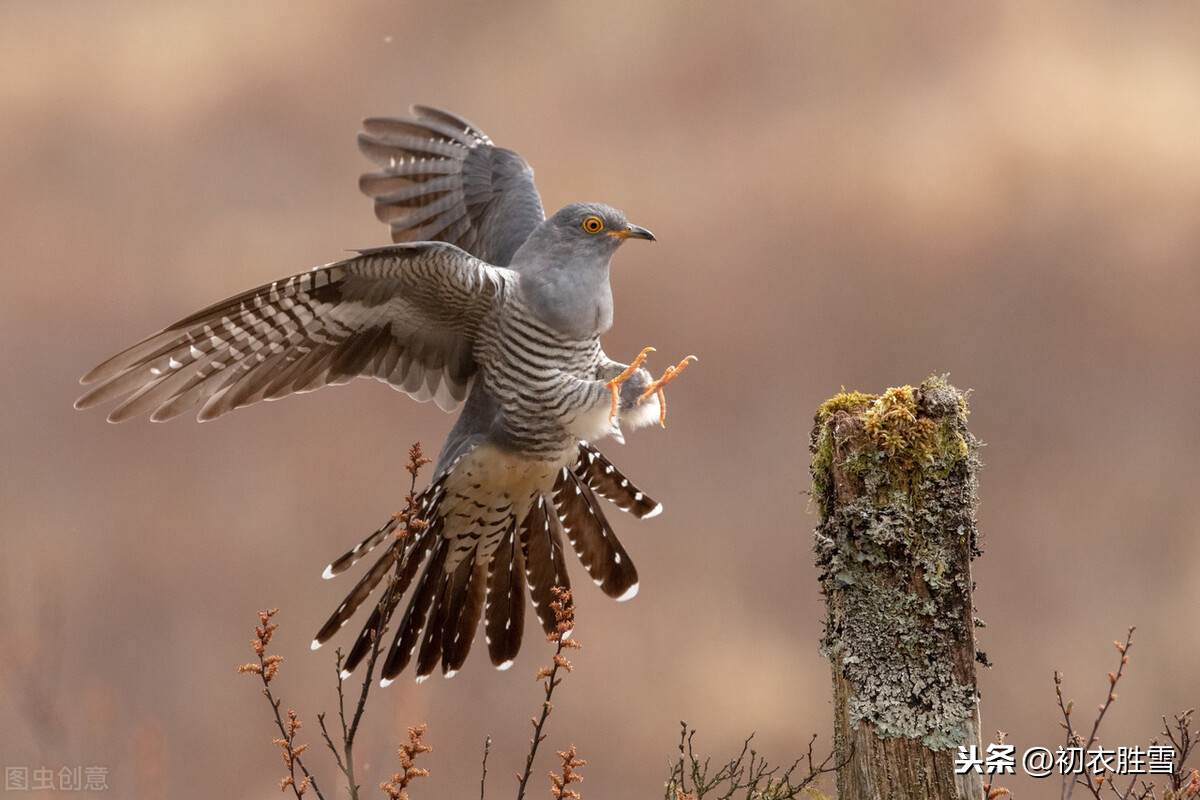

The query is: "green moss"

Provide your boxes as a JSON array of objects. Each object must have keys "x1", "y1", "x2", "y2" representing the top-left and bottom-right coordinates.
[
  {"x1": 809, "y1": 390, "x2": 876, "y2": 517},
  {"x1": 814, "y1": 389, "x2": 878, "y2": 422},
  {"x1": 810, "y1": 376, "x2": 970, "y2": 518}
]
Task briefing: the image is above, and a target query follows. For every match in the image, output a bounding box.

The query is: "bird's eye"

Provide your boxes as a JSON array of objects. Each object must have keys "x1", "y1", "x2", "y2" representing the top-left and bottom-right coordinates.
[{"x1": 581, "y1": 216, "x2": 605, "y2": 234}]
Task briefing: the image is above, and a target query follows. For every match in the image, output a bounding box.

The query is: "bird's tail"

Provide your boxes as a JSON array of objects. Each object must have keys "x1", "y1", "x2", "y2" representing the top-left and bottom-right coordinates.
[
  {"x1": 309, "y1": 480, "x2": 445, "y2": 659},
  {"x1": 311, "y1": 442, "x2": 660, "y2": 683}
]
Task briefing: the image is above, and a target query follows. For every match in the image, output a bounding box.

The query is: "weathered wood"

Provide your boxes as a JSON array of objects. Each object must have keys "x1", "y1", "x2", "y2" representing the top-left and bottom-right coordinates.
[{"x1": 810, "y1": 376, "x2": 985, "y2": 800}]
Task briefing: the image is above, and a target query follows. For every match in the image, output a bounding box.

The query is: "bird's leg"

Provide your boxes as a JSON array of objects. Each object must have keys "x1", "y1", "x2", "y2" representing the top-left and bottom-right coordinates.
[
  {"x1": 605, "y1": 346, "x2": 656, "y2": 422},
  {"x1": 638, "y1": 355, "x2": 698, "y2": 427}
]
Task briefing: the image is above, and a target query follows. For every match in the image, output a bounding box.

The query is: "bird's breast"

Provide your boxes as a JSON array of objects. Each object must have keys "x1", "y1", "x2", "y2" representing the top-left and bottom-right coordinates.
[{"x1": 473, "y1": 298, "x2": 606, "y2": 456}]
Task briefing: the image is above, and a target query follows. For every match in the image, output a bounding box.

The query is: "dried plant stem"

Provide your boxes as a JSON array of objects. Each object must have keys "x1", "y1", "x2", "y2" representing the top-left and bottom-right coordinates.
[
  {"x1": 317, "y1": 443, "x2": 431, "y2": 800},
  {"x1": 316, "y1": 542, "x2": 413, "y2": 800},
  {"x1": 516, "y1": 588, "x2": 578, "y2": 800},
  {"x1": 1057, "y1": 627, "x2": 1135, "y2": 800},
  {"x1": 1158, "y1": 710, "x2": 1198, "y2": 797},
  {"x1": 380, "y1": 723, "x2": 432, "y2": 799},
  {"x1": 1049, "y1": 629, "x2": 1200, "y2": 800},
  {"x1": 516, "y1": 640, "x2": 565, "y2": 800},
  {"x1": 262, "y1": 686, "x2": 323, "y2": 798},
  {"x1": 349, "y1": 571, "x2": 405, "y2": 797},
  {"x1": 665, "y1": 722, "x2": 838, "y2": 800},
  {"x1": 239, "y1": 610, "x2": 325, "y2": 800},
  {"x1": 480, "y1": 736, "x2": 491, "y2": 800}
]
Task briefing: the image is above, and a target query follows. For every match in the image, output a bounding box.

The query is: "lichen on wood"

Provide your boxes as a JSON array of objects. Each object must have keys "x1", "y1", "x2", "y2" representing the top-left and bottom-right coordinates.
[{"x1": 811, "y1": 375, "x2": 985, "y2": 799}]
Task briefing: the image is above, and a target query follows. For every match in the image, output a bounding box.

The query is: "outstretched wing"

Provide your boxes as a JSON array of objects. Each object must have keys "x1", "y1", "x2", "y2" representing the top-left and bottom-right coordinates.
[
  {"x1": 75, "y1": 242, "x2": 510, "y2": 422},
  {"x1": 358, "y1": 105, "x2": 545, "y2": 268}
]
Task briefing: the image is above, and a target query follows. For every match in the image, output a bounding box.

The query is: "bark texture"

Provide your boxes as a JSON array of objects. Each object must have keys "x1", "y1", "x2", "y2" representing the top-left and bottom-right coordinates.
[{"x1": 811, "y1": 376, "x2": 984, "y2": 800}]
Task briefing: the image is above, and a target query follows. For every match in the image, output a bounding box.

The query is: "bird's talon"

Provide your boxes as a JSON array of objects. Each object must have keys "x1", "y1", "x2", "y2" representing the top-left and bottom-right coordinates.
[
  {"x1": 636, "y1": 355, "x2": 697, "y2": 426},
  {"x1": 605, "y1": 346, "x2": 656, "y2": 422}
]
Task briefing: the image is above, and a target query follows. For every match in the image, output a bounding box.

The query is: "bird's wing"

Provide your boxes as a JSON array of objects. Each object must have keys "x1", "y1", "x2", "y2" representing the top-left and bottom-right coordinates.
[
  {"x1": 357, "y1": 105, "x2": 545, "y2": 268},
  {"x1": 75, "y1": 242, "x2": 510, "y2": 422}
]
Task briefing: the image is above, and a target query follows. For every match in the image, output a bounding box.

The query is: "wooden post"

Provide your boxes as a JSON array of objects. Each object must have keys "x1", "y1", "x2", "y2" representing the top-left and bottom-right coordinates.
[{"x1": 810, "y1": 376, "x2": 985, "y2": 800}]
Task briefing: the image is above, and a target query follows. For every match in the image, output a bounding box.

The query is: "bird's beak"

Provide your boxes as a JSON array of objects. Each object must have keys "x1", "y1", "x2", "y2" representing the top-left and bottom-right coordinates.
[{"x1": 611, "y1": 223, "x2": 656, "y2": 242}]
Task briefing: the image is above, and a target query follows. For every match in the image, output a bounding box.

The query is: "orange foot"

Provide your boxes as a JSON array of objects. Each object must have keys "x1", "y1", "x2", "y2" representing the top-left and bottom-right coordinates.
[
  {"x1": 638, "y1": 355, "x2": 698, "y2": 427},
  {"x1": 605, "y1": 346, "x2": 656, "y2": 423}
]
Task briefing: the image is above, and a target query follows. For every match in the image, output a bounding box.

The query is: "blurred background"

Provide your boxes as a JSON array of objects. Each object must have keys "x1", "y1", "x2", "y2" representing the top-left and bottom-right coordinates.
[{"x1": 3, "y1": 1, "x2": 1199, "y2": 797}]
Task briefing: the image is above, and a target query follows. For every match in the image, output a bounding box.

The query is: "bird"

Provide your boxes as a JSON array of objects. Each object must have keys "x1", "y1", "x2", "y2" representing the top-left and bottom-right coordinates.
[{"x1": 75, "y1": 106, "x2": 693, "y2": 682}]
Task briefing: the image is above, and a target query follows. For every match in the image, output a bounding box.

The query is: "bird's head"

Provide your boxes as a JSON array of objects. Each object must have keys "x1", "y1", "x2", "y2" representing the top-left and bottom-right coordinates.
[
  {"x1": 514, "y1": 202, "x2": 654, "y2": 338},
  {"x1": 549, "y1": 202, "x2": 656, "y2": 246}
]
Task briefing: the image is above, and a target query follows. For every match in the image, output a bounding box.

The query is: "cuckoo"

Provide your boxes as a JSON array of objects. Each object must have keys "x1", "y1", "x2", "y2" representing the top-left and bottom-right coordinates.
[{"x1": 76, "y1": 106, "x2": 692, "y2": 682}]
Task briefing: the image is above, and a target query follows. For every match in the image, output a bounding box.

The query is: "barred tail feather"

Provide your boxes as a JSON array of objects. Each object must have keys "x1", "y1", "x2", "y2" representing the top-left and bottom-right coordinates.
[
  {"x1": 574, "y1": 442, "x2": 662, "y2": 519},
  {"x1": 484, "y1": 525, "x2": 525, "y2": 669},
  {"x1": 322, "y1": 517, "x2": 402, "y2": 580},
  {"x1": 442, "y1": 557, "x2": 489, "y2": 676},
  {"x1": 338, "y1": 520, "x2": 437, "y2": 673},
  {"x1": 522, "y1": 492, "x2": 571, "y2": 636},
  {"x1": 322, "y1": 482, "x2": 443, "y2": 580},
  {"x1": 556, "y1": 470, "x2": 639, "y2": 601},
  {"x1": 380, "y1": 538, "x2": 448, "y2": 683},
  {"x1": 341, "y1": 587, "x2": 388, "y2": 674},
  {"x1": 313, "y1": 545, "x2": 398, "y2": 648},
  {"x1": 415, "y1": 555, "x2": 472, "y2": 678}
]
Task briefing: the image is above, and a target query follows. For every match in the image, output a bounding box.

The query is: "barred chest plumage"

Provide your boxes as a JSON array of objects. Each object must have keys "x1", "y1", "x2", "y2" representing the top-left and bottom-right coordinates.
[{"x1": 473, "y1": 287, "x2": 612, "y2": 458}]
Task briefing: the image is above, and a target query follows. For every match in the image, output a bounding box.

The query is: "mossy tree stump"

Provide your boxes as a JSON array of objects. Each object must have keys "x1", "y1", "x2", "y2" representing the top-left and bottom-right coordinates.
[{"x1": 810, "y1": 376, "x2": 985, "y2": 800}]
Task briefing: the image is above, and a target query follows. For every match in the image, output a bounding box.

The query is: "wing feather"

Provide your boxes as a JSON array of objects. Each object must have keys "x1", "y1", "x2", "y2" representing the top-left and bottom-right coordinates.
[
  {"x1": 76, "y1": 243, "x2": 511, "y2": 422},
  {"x1": 358, "y1": 106, "x2": 544, "y2": 267}
]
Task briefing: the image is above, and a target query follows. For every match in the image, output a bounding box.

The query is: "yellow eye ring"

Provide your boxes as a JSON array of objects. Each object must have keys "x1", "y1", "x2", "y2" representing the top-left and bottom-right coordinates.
[{"x1": 581, "y1": 215, "x2": 605, "y2": 234}]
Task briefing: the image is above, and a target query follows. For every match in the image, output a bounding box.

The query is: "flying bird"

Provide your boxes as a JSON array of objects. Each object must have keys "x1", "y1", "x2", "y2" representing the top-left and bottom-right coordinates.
[{"x1": 76, "y1": 106, "x2": 693, "y2": 682}]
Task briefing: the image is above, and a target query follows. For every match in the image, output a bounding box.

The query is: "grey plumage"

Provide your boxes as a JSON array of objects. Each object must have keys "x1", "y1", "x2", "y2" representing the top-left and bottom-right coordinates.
[
  {"x1": 77, "y1": 106, "x2": 686, "y2": 682},
  {"x1": 359, "y1": 106, "x2": 544, "y2": 267},
  {"x1": 75, "y1": 242, "x2": 494, "y2": 421}
]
